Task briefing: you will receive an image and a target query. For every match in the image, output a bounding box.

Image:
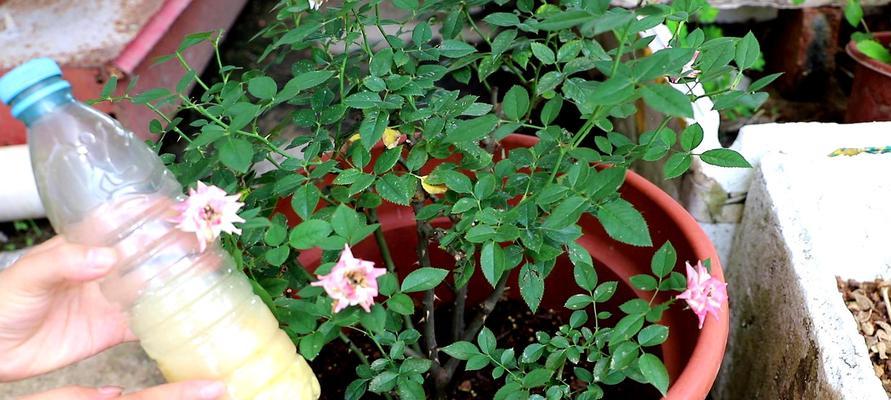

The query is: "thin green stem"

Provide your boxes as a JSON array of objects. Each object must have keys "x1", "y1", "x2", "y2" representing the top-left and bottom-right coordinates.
[
  {"x1": 175, "y1": 52, "x2": 211, "y2": 92},
  {"x1": 463, "y1": 7, "x2": 491, "y2": 45},
  {"x1": 339, "y1": 332, "x2": 370, "y2": 367}
]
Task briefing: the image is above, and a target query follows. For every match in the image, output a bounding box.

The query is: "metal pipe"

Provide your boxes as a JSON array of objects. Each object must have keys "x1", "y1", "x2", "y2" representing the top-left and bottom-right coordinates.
[{"x1": 0, "y1": 144, "x2": 43, "y2": 222}]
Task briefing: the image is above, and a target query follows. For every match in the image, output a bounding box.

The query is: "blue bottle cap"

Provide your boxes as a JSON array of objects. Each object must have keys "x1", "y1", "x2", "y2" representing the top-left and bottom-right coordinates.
[{"x1": 0, "y1": 58, "x2": 71, "y2": 118}]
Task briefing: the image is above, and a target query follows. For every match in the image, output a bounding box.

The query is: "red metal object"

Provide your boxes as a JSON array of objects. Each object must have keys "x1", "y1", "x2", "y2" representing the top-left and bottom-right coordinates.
[
  {"x1": 290, "y1": 134, "x2": 729, "y2": 400},
  {"x1": 0, "y1": 0, "x2": 247, "y2": 145},
  {"x1": 846, "y1": 32, "x2": 891, "y2": 122}
]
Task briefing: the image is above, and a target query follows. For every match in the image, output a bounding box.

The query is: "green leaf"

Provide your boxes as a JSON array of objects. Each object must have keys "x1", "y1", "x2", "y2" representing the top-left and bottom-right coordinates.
[
  {"x1": 748, "y1": 72, "x2": 783, "y2": 92},
  {"x1": 484, "y1": 12, "x2": 520, "y2": 26},
  {"x1": 218, "y1": 138, "x2": 253, "y2": 173},
  {"x1": 856, "y1": 40, "x2": 891, "y2": 64},
  {"x1": 397, "y1": 379, "x2": 425, "y2": 400},
  {"x1": 610, "y1": 341, "x2": 639, "y2": 370},
  {"x1": 503, "y1": 85, "x2": 530, "y2": 121},
  {"x1": 639, "y1": 353, "x2": 669, "y2": 396},
  {"x1": 369, "y1": 371, "x2": 398, "y2": 393},
  {"x1": 248, "y1": 76, "x2": 277, "y2": 99},
  {"x1": 536, "y1": 10, "x2": 592, "y2": 31},
  {"x1": 530, "y1": 42, "x2": 556, "y2": 64},
  {"x1": 663, "y1": 153, "x2": 691, "y2": 179},
  {"x1": 412, "y1": 22, "x2": 432, "y2": 45},
  {"x1": 375, "y1": 173, "x2": 415, "y2": 205},
  {"x1": 291, "y1": 185, "x2": 321, "y2": 220},
  {"x1": 278, "y1": 71, "x2": 334, "y2": 102},
  {"x1": 401, "y1": 267, "x2": 449, "y2": 292},
  {"x1": 492, "y1": 30, "x2": 518, "y2": 57},
  {"x1": 573, "y1": 263, "x2": 598, "y2": 292},
  {"x1": 345, "y1": 380, "x2": 367, "y2": 400},
  {"x1": 844, "y1": 0, "x2": 863, "y2": 27},
  {"x1": 640, "y1": 84, "x2": 693, "y2": 118},
  {"x1": 630, "y1": 275, "x2": 657, "y2": 290},
  {"x1": 594, "y1": 281, "x2": 619, "y2": 303},
  {"x1": 360, "y1": 304, "x2": 387, "y2": 333},
  {"x1": 466, "y1": 354, "x2": 490, "y2": 371},
  {"x1": 438, "y1": 170, "x2": 473, "y2": 193},
  {"x1": 542, "y1": 196, "x2": 587, "y2": 230},
  {"x1": 610, "y1": 313, "x2": 645, "y2": 343},
  {"x1": 441, "y1": 341, "x2": 480, "y2": 360},
  {"x1": 188, "y1": 124, "x2": 225, "y2": 150},
  {"x1": 565, "y1": 294, "x2": 593, "y2": 310},
  {"x1": 680, "y1": 123, "x2": 704, "y2": 151},
  {"x1": 299, "y1": 331, "x2": 325, "y2": 361},
  {"x1": 331, "y1": 204, "x2": 361, "y2": 241},
  {"x1": 651, "y1": 241, "x2": 677, "y2": 278},
  {"x1": 289, "y1": 220, "x2": 332, "y2": 250},
  {"x1": 540, "y1": 95, "x2": 563, "y2": 125},
  {"x1": 439, "y1": 40, "x2": 477, "y2": 58},
  {"x1": 393, "y1": 0, "x2": 419, "y2": 9},
  {"x1": 360, "y1": 111, "x2": 389, "y2": 150},
  {"x1": 265, "y1": 223, "x2": 288, "y2": 246},
  {"x1": 521, "y1": 343, "x2": 545, "y2": 363},
  {"x1": 597, "y1": 199, "x2": 652, "y2": 247},
  {"x1": 100, "y1": 75, "x2": 118, "y2": 98},
  {"x1": 444, "y1": 114, "x2": 499, "y2": 143},
  {"x1": 481, "y1": 241, "x2": 506, "y2": 287},
  {"x1": 477, "y1": 327, "x2": 497, "y2": 354},
  {"x1": 520, "y1": 263, "x2": 545, "y2": 312},
  {"x1": 374, "y1": 146, "x2": 402, "y2": 175},
  {"x1": 557, "y1": 40, "x2": 583, "y2": 63},
  {"x1": 700, "y1": 148, "x2": 751, "y2": 168},
  {"x1": 735, "y1": 32, "x2": 760, "y2": 70},
  {"x1": 264, "y1": 246, "x2": 290, "y2": 266},
  {"x1": 345, "y1": 92, "x2": 382, "y2": 109},
  {"x1": 638, "y1": 324, "x2": 669, "y2": 346},
  {"x1": 523, "y1": 368, "x2": 553, "y2": 388},
  {"x1": 387, "y1": 293, "x2": 415, "y2": 315}
]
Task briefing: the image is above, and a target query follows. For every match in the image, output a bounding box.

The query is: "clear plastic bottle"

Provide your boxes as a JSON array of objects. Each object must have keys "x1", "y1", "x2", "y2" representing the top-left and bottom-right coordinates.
[{"x1": 0, "y1": 58, "x2": 320, "y2": 400}]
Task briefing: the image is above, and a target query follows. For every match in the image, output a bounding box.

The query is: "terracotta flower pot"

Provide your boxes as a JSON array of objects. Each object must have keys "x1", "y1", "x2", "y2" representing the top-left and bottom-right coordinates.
[
  {"x1": 846, "y1": 32, "x2": 891, "y2": 122},
  {"x1": 287, "y1": 134, "x2": 729, "y2": 399}
]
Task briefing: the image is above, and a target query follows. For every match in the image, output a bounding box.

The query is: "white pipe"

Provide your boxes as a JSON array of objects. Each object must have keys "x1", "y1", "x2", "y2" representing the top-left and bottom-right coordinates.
[{"x1": 0, "y1": 144, "x2": 45, "y2": 221}]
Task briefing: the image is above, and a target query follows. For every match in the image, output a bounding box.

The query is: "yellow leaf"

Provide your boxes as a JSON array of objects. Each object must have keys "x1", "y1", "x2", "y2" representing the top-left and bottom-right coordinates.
[
  {"x1": 420, "y1": 175, "x2": 447, "y2": 195},
  {"x1": 383, "y1": 127, "x2": 403, "y2": 149},
  {"x1": 348, "y1": 133, "x2": 361, "y2": 143}
]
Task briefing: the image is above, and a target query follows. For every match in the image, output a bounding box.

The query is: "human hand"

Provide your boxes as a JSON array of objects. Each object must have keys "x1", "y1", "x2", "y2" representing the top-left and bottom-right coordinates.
[
  {"x1": 17, "y1": 381, "x2": 226, "y2": 400},
  {"x1": 0, "y1": 236, "x2": 132, "y2": 381}
]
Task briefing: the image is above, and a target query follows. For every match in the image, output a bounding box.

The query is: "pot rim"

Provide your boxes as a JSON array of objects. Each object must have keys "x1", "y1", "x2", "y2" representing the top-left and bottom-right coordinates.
[
  {"x1": 503, "y1": 134, "x2": 728, "y2": 400},
  {"x1": 846, "y1": 31, "x2": 891, "y2": 79}
]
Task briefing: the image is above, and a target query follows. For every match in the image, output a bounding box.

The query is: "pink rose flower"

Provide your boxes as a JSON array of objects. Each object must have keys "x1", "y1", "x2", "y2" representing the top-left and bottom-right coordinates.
[
  {"x1": 312, "y1": 245, "x2": 386, "y2": 313},
  {"x1": 676, "y1": 260, "x2": 727, "y2": 329},
  {"x1": 170, "y1": 181, "x2": 245, "y2": 252}
]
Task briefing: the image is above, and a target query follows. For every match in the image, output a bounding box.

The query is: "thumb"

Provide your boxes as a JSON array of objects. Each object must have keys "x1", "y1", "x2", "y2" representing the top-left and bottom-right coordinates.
[
  {"x1": 3, "y1": 237, "x2": 119, "y2": 294},
  {"x1": 18, "y1": 385, "x2": 123, "y2": 400},
  {"x1": 121, "y1": 381, "x2": 227, "y2": 400}
]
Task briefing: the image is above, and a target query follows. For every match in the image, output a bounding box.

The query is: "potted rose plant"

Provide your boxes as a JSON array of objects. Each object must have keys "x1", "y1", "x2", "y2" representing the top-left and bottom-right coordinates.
[
  {"x1": 97, "y1": 0, "x2": 768, "y2": 398},
  {"x1": 841, "y1": 0, "x2": 891, "y2": 122}
]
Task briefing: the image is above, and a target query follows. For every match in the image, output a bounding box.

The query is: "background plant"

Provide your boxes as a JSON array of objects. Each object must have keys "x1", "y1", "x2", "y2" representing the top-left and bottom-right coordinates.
[
  {"x1": 97, "y1": 0, "x2": 766, "y2": 398},
  {"x1": 844, "y1": 0, "x2": 891, "y2": 63}
]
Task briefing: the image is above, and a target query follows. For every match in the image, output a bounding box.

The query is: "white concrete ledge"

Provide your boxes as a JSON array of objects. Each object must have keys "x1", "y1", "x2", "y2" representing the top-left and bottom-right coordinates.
[{"x1": 714, "y1": 152, "x2": 891, "y2": 399}]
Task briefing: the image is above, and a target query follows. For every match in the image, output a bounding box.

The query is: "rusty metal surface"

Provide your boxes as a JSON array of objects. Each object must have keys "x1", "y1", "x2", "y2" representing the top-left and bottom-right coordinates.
[{"x1": 0, "y1": 0, "x2": 164, "y2": 69}]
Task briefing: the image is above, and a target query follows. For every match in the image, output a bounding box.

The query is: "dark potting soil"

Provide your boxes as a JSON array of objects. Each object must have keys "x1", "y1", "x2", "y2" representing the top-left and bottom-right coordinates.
[
  {"x1": 311, "y1": 299, "x2": 661, "y2": 399},
  {"x1": 837, "y1": 278, "x2": 891, "y2": 396}
]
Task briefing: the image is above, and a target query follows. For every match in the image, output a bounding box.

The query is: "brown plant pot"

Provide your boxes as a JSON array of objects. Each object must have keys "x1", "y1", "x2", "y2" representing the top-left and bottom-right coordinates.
[
  {"x1": 846, "y1": 32, "x2": 891, "y2": 122},
  {"x1": 286, "y1": 134, "x2": 729, "y2": 399}
]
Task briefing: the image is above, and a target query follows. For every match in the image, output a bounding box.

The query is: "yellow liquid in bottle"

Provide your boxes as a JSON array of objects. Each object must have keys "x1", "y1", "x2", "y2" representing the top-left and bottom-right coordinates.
[{"x1": 82, "y1": 197, "x2": 321, "y2": 400}]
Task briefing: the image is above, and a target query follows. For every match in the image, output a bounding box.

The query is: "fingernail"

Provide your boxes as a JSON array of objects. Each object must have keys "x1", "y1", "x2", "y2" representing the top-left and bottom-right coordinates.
[
  {"x1": 197, "y1": 381, "x2": 226, "y2": 399},
  {"x1": 97, "y1": 386, "x2": 123, "y2": 397},
  {"x1": 88, "y1": 248, "x2": 118, "y2": 270}
]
